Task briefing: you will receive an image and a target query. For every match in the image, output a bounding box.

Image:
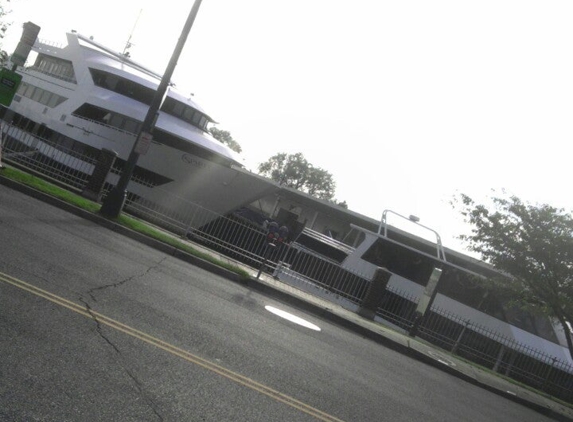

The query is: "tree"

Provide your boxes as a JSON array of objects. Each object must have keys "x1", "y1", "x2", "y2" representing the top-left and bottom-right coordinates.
[
  {"x1": 210, "y1": 127, "x2": 242, "y2": 154},
  {"x1": 335, "y1": 199, "x2": 348, "y2": 209},
  {"x1": 454, "y1": 193, "x2": 573, "y2": 359},
  {"x1": 258, "y1": 152, "x2": 344, "y2": 204},
  {"x1": 0, "y1": 1, "x2": 11, "y2": 66}
]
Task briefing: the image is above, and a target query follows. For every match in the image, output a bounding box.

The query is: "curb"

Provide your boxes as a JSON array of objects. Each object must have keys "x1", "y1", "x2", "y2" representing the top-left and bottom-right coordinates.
[{"x1": 0, "y1": 174, "x2": 242, "y2": 283}]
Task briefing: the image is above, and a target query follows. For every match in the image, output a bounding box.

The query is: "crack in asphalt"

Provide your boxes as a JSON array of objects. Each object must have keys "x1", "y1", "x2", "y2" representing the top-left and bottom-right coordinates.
[
  {"x1": 79, "y1": 298, "x2": 164, "y2": 421},
  {"x1": 79, "y1": 298, "x2": 121, "y2": 353},
  {"x1": 86, "y1": 256, "x2": 169, "y2": 302},
  {"x1": 78, "y1": 257, "x2": 170, "y2": 421}
]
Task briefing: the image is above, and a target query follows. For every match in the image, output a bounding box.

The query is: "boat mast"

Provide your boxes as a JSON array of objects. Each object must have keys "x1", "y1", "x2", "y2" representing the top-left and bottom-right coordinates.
[{"x1": 123, "y1": 9, "x2": 143, "y2": 57}]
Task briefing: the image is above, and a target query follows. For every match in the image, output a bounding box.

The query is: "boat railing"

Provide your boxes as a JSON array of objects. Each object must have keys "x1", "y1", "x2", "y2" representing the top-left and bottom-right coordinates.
[
  {"x1": 68, "y1": 114, "x2": 138, "y2": 141},
  {"x1": 20, "y1": 66, "x2": 77, "y2": 84},
  {"x1": 378, "y1": 209, "x2": 447, "y2": 261},
  {"x1": 36, "y1": 38, "x2": 66, "y2": 50}
]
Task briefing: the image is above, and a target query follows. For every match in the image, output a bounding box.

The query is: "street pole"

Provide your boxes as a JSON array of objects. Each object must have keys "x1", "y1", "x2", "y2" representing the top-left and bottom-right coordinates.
[{"x1": 100, "y1": 0, "x2": 204, "y2": 218}]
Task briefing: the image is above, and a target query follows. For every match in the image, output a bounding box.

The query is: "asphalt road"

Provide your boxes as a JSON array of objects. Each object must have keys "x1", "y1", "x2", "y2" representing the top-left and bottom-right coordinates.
[{"x1": 0, "y1": 184, "x2": 558, "y2": 422}]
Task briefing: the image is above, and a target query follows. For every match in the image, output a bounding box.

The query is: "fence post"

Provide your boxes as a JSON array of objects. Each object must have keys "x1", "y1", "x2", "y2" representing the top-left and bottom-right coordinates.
[
  {"x1": 451, "y1": 319, "x2": 470, "y2": 354},
  {"x1": 493, "y1": 344, "x2": 506, "y2": 373},
  {"x1": 81, "y1": 148, "x2": 117, "y2": 202},
  {"x1": 183, "y1": 206, "x2": 201, "y2": 240},
  {"x1": 542, "y1": 357, "x2": 558, "y2": 391},
  {"x1": 358, "y1": 267, "x2": 391, "y2": 320},
  {"x1": 504, "y1": 349, "x2": 517, "y2": 376},
  {"x1": 256, "y1": 243, "x2": 276, "y2": 279}
]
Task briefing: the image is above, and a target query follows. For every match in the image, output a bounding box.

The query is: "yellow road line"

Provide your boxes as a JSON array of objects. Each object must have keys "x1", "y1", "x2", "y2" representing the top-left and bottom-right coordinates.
[{"x1": 0, "y1": 271, "x2": 346, "y2": 422}]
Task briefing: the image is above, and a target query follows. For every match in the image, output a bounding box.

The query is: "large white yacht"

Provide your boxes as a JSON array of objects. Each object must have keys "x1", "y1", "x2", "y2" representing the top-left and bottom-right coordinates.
[{"x1": 3, "y1": 30, "x2": 279, "y2": 218}]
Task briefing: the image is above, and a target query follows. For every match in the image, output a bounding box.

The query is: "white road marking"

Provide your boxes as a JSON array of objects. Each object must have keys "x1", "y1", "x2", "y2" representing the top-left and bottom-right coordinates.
[{"x1": 265, "y1": 305, "x2": 321, "y2": 331}]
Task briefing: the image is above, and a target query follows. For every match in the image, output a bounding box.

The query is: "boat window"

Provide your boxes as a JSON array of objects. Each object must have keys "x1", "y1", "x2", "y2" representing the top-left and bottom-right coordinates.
[
  {"x1": 20, "y1": 82, "x2": 33, "y2": 98},
  {"x1": 40, "y1": 90, "x2": 51, "y2": 104},
  {"x1": 172, "y1": 102, "x2": 185, "y2": 117},
  {"x1": 123, "y1": 119, "x2": 139, "y2": 134},
  {"x1": 160, "y1": 96, "x2": 213, "y2": 132},
  {"x1": 17, "y1": 82, "x2": 67, "y2": 108},
  {"x1": 295, "y1": 230, "x2": 350, "y2": 263},
  {"x1": 30, "y1": 54, "x2": 77, "y2": 83},
  {"x1": 109, "y1": 114, "x2": 124, "y2": 128},
  {"x1": 26, "y1": 86, "x2": 37, "y2": 98},
  {"x1": 90, "y1": 76, "x2": 213, "y2": 133},
  {"x1": 183, "y1": 108, "x2": 194, "y2": 121},
  {"x1": 89, "y1": 68, "x2": 155, "y2": 105},
  {"x1": 199, "y1": 116, "x2": 207, "y2": 129},
  {"x1": 31, "y1": 88, "x2": 43, "y2": 102},
  {"x1": 46, "y1": 95, "x2": 57, "y2": 107},
  {"x1": 72, "y1": 103, "x2": 141, "y2": 135},
  {"x1": 161, "y1": 97, "x2": 176, "y2": 113},
  {"x1": 47, "y1": 94, "x2": 62, "y2": 108},
  {"x1": 103, "y1": 74, "x2": 120, "y2": 90},
  {"x1": 362, "y1": 238, "x2": 436, "y2": 286},
  {"x1": 26, "y1": 85, "x2": 36, "y2": 98}
]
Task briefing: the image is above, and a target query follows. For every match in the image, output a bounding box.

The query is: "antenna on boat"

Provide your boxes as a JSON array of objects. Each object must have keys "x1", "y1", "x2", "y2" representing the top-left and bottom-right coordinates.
[{"x1": 123, "y1": 9, "x2": 143, "y2": 57}]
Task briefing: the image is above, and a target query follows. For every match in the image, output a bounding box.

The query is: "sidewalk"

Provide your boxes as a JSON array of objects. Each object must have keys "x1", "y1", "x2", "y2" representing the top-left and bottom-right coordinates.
[{"x1": 1, "y1": 173, "x2": 572, "y2": 422}]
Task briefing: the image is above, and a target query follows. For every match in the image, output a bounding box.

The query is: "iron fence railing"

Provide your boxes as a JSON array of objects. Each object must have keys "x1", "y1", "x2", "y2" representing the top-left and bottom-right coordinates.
[
  {"x1": 274, "y1": 244, "x2": 371, "y2": 305},
  {"x1": 2, "y1": 123, "x2": 573, "y2": 403},
  {"x1": 123, "y1": 189, "x2": 276, "y2": 270},
  {"x1": 1, "y1": 123, "x2": 96, "y2": 190},
  {"x1": 403, "y1": 299, "x2": 573, "y2": 403}
]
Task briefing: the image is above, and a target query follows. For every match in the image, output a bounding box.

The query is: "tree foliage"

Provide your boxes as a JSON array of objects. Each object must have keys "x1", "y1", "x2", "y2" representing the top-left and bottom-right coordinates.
[
  {"x1": 0, "y1": 0, "x2": 11, "y2": 66},
  {"x1": 258, "y1": 152, "x2": 344, "y2": 205},
  {"x1": 210, "y1": 127, "x2": 242, "y2": 154},
  {"x1": 455, "y1": 193, "x2": 573, "y2": 359}
]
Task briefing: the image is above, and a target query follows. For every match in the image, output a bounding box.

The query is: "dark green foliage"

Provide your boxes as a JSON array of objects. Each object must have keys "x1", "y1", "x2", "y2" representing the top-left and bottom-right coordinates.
[
  {"x1": 0, "y1": 0, "x2": 10, "y2": 66},
  {"x1": 258, "y1": 152, "x2": 342, "y2": 204},
  {"x1": 454, "y1": 193, "x2": 573, "y2": 358},
  {"x1": 210, "y1": 127, "x2": 242, "y2": 154}
]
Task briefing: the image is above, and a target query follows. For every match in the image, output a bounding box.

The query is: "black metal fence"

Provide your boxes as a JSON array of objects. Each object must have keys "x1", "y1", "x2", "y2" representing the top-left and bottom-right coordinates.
[
  {"x1": 1, "y1": 123, "x2": 97, "y2": 190},
  {"x1": 374, "y1": 288, "x2": 573, "y2": 403}
]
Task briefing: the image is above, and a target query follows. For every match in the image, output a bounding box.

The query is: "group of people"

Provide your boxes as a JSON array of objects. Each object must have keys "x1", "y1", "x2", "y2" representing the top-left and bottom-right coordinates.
[{"x1": 263, "y1": 220, "x2": 290, "y2": 245}]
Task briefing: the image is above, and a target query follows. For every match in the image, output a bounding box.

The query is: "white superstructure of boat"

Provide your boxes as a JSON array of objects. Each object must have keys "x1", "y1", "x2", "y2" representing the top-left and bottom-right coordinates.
[
  {"x1": 275, "y1": 210, "x2": 573, "y2": 367},
  {"x1": 4, "y1": 30, "x2": 279, "y2": 218}
]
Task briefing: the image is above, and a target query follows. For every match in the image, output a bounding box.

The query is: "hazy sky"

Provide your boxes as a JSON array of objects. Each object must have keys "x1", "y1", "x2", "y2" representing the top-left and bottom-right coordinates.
[{"x1": 3, "y1": 0, "x2": 572, "y2": 253}]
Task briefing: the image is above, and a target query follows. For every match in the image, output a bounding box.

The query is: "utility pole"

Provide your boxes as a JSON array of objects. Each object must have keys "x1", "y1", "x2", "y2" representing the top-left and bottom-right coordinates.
[{"x1": 100, "y1": 0, "x2": 204, "y2": 218}]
